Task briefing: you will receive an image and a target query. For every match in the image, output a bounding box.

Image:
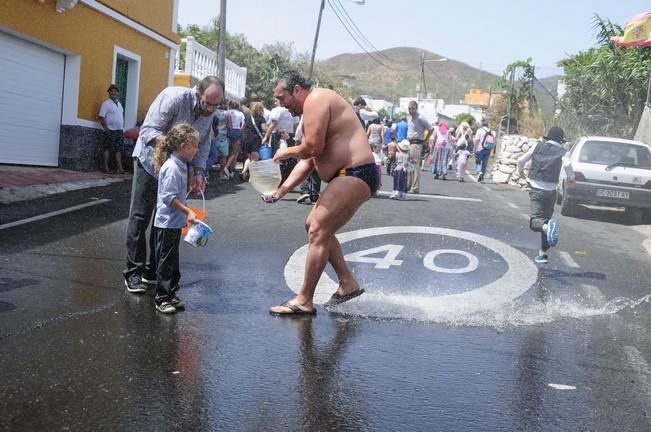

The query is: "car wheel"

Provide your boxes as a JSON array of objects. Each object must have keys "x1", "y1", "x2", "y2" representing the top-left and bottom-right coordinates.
[
  {"x1": 560, "y1": 186, "x2": 577, "y2": 217},
  {"x1": 625, "y1": 207, "x2": 644, "y2": 225},
  {"x1": 643, "y1": 209, "x2": 651, "y2": 224}
]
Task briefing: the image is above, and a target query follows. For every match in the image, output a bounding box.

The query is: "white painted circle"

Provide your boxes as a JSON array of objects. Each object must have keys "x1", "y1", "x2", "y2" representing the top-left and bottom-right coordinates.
[
  {"x1": 423, "y1": 249, "x2": 479, "y2": 274},
  {"x1": 283, "y1": 226, "x2": 538, "y2": 314}
]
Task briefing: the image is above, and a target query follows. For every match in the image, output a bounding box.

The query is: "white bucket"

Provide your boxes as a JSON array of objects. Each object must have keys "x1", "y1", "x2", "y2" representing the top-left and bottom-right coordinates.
[
  {"x1": 183, "y1": 220, "x2": 213, "y2": 248},
  {"x1": 248, "y1": 159, "x2": 281, "y2": 195}
]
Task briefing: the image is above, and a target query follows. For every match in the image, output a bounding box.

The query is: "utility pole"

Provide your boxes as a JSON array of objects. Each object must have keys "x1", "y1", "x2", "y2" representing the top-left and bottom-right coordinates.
[
  {"x1": 216, "y1": 0, "x2": 227, "y2": 81},
  {"x1": 308, "y1": 0, "x2": 326, "y2": 80},
  {"x1": 420, "y1": 51, "x2": 428, "y2": 97},
  {"x1": 506, "y1": 68, "x2": 515, "y2": 134}
]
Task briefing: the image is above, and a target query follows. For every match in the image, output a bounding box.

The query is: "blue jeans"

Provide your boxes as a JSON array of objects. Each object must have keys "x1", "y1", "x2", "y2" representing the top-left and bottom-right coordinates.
[
  {"x1": 475, "y1": 149, "x2": 491, "y2": 179},
  {"x1": 206, "y1": 140, "x2": 218, "y2": 172}
]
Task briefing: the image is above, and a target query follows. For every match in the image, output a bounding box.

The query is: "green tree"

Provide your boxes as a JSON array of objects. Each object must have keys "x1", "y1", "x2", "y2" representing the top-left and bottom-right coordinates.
[
  {"x1": 377, "y1": 107, "x2": 389, "y2": 119},
  {"x1": 558, "y1": 15, "x2": 651, "y2": 138},
  {"x1": 454, "y1": 113, "x2": 476, "y2": 129},
  {"x1": 497, "y1": 58, "x2": 538, "y2": 130}
]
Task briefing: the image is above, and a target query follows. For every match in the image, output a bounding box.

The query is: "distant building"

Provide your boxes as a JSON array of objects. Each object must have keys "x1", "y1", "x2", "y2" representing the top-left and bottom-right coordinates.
[
  {"x1": 398, "y1": 96, "x2": 444, "y2": 123},
  {"x1": 439, "y1": 104, "x2": 485, "y2": 125},
  {"x1": 360, "y1": 95, "x2": 394, "y2": 116},
  {"x1": 464, "y1": 88, "x2": 504, "y2": 109},
  {"x1": 464, "y1": 89, "x2": 490, "y2": 107}
]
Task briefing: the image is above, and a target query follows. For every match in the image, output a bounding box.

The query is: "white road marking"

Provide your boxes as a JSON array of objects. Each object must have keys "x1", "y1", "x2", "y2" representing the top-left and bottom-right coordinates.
[
  {"x1": 548, "y1": 383, "x2": 576, "y2": 390},
  {"x1": 558, "y1": 251, "x2": 580, "y2": 268},
  {"x1": 507, "y1": 202, "x2": 519, "y2": 209},
  {"x1": 0, "y1": 199, "x2": 111, "y2": 230},
  {"x1": 423, "y1": 249, "x2": 479, "y2": 274},
  {"x1": 284, "y1": 226, "x2": 539, "y2": 309},
  {"x1": 581, "y1": 284, "x2": 607, "y2": 307},
  {"x1": 377, "y1": 190, "x2": 481, "y2": 202}
]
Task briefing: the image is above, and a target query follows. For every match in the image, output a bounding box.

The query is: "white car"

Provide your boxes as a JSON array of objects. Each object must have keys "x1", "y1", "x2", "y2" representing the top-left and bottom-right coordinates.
[{"x1": 557, "y1": 136, "x2": 651, "y2": 219}]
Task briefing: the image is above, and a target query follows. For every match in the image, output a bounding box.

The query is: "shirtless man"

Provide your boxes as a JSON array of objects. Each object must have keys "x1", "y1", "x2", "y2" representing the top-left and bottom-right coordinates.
[{"x1": 263, "y1": 70, "x2": 377, "y2": 316}]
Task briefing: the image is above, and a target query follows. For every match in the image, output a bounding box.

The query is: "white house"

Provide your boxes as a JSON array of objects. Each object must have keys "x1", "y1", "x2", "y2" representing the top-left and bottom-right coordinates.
[{"x1": 360, "y1": 95, "x2": 394, "y2": 115}]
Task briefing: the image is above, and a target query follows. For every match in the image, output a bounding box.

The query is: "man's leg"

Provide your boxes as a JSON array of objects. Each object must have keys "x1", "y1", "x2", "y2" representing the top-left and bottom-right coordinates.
[
  {"x1": 326, "y1": 235, "x2": 361, "y2": 296},
  {"x1": 529, "y1": 188, "x2": 550, "y2": 253},
  {"x1": 270, "y1": 176, "x2": 370, "y2": 313},
  {"x1": 115, "y1": 151, "x2": 125, "y2": 174},
  {"x1": 408, "y1": 144, "x2": 422, "y2": 193},
  {"x1": 480, "y1": 150, "x2": 490, "y2": 178},
  {"x1": 102, "y1": 148, "x2": 111, "y2": 172},
  {"x1": 124, "y1": 159, "x2": 158, "y2": 281}
]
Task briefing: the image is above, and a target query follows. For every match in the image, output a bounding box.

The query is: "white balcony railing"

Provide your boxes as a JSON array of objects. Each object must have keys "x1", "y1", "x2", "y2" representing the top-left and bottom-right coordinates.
[{"x1": 175, "y1": 36, "x2": 247, "y2": 101}]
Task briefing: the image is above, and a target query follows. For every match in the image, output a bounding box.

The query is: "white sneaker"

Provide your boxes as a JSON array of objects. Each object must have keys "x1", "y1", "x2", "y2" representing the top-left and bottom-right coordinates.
[{"x1": 389, "y1": 193, "x2": 398, "y2": 199}]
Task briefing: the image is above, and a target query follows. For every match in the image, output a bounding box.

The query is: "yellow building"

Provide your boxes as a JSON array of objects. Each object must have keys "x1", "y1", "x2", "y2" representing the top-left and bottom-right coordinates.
[{"x1": 0, "y1": 0, "x2": 180, "y2": 170}]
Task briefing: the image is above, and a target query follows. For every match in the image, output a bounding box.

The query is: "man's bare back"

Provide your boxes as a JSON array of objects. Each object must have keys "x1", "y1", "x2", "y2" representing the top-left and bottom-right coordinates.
[{"x1": 301, "y1": 88, "x2": 374, "y2": 181}]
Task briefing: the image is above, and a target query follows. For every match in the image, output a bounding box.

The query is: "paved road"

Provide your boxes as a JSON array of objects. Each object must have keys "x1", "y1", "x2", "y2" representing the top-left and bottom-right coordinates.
[{"x1": 1, "y1": 170, "x2": 650, "y2": 431}]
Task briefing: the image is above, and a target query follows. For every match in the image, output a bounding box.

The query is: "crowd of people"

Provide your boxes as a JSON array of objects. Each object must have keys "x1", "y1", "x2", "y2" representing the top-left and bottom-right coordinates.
[
  {"x1": 346, "y1": 98, "x2": 498, "y2": 199},
  {"x1": 116, "y1": 70, "x2": 568, "y2": 316},
  {"x1": 198, "y1": 93, "x2": 500, "y2": 200}
]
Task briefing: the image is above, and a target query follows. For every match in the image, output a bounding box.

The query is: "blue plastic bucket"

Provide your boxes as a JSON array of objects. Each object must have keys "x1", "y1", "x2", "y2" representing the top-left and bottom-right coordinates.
[
  {"x1": 183, "y1": 220, "x2": 213, "y2": 248},
  {"x1": 259, "y1": 145, "x2": 272, "y2": 160}
]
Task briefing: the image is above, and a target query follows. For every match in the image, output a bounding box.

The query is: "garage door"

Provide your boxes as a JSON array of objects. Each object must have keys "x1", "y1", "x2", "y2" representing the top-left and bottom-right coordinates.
[{"x1": 0, "y1": 32, "x2": 64, "y2": 166}]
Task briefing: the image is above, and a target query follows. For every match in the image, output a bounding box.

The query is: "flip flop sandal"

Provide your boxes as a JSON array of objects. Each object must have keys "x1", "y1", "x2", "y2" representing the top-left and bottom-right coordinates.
[
  {"x1": 269, "y1": 300, "x2": 316, "y2": 316},
  {"x1": 324, "y1": 288, "x2": 365, "y2": 308}
]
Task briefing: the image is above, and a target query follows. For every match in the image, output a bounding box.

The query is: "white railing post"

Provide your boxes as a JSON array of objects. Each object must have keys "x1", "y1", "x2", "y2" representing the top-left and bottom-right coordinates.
[{"x1": 185, "y1": 36, "x2": 195, "y2": 77}]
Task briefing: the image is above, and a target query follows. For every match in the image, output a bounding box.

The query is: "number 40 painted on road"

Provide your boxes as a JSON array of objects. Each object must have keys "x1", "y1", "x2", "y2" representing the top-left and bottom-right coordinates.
[{"x1": 344, "y1": 244, "x2": 479, "y2": 274}]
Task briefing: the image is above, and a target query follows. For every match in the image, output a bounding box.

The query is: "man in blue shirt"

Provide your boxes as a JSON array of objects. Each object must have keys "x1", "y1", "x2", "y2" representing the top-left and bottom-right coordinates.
[
  {"x1": 123, "y1": 76, "x2": 224, "y2": 293},
  {"x1": 395, "y1": 117, "x2": 408, "y2": 142}
]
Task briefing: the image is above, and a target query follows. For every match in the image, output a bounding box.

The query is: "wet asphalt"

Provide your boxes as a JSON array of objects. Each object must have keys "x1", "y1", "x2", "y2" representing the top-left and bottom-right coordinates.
[{"x1": 1, "y1": 169, "x2": 651, "y2": 431}]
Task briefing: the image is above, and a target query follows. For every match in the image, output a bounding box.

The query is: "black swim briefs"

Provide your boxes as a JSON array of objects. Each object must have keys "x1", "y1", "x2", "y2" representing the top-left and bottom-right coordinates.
[{"x1": 331, "y1": 162, "x2": 378, "y2": 195}]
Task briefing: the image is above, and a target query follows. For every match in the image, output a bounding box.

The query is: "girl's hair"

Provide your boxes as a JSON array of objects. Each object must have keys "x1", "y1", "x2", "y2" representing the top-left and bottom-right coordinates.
[
  {"x1": 153, "y1": 123, "x2": 200, "y2": 173},
  {"x1": 249, "y1": 101, "x2": 264, "y2": 116},
  {"x1": 228, "y1": 100, "x2": 240, "y2": 110},
  {"x1": 459, "y1": 142, "x2": 467, "y2": 150}
]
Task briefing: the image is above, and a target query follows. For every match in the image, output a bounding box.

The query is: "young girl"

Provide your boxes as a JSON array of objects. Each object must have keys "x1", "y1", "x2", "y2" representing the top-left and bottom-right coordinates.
[
  {"x1": 390, "y1": 139, "x2": 413, "y2": 200},
  {"x1": 455, "y1": 142, "x2": 471, "y2": 182},
  {"x1": 152, "y1": 123, "x2": 200, "y2": 314}
]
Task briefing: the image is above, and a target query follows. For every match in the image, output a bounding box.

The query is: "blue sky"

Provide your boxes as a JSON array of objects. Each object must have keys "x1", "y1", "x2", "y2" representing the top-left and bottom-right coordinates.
[{"x1": 178, "y1": 0, "x2": 650, "y2": 78}]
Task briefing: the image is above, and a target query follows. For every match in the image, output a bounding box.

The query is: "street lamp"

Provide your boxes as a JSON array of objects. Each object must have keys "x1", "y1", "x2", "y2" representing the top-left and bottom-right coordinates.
[
  {"x1": 420, "y1": 55, "x2": 447, "y2": 97},
  {"x1": 308, "y1": 0, "x2": 366, "y2": 79}
]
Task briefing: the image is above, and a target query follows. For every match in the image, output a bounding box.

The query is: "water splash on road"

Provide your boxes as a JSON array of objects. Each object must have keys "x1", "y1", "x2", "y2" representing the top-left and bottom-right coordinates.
[{"x1": 330, "y1": 289, "x2": 651, "y2": 330}]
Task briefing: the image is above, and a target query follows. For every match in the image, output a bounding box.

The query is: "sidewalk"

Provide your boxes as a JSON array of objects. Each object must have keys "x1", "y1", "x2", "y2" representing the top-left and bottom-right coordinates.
[{"x1": 0, "y1": 165, "x2": 130, "y2": 204}]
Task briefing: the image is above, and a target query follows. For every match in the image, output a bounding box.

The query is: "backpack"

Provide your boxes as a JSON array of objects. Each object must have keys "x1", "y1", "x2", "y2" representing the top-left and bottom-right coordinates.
[{"x1": 481, "y1": 127, "x2": 495, "y2": 150}]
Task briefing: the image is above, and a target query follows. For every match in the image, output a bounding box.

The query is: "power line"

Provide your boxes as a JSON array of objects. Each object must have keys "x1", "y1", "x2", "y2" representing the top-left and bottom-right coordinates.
[
  {"x1": 325, "y1": 0, "x2": 422, "y2": 72},
  {"x1": 331, "y1": 0, "x2": 410, "y2": 66}
]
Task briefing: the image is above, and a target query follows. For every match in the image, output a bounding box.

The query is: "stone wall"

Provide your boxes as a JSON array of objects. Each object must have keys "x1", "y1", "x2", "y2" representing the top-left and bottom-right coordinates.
[{"x1": 491, "y1": 135, "x2": 538, "y2": 189}]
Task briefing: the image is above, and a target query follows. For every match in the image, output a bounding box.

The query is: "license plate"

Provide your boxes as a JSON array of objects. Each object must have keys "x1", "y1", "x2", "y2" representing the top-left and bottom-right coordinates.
[{"x1": 596, "y1": 189, "x2": 630, "y2": 199}]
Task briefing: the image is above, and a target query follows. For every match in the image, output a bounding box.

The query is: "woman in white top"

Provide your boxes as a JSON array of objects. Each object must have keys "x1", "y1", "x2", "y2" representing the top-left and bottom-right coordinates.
[{"x1": 224, "y1": 100, "x2": 244, "y2": 178}]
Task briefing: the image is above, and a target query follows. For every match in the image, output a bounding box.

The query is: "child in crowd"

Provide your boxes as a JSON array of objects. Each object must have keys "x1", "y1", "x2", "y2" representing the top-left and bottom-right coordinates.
[
  {"x1": 390, "y1": 139, "x2": 413, "y2": 200},
  {"x1": 385, "y1": 138, "x2": 397, "y2": 176},
  {"x1": 373, "y1": 151, "x2": 383, "y2": 196},
  {"x1": 152, "y1": 123, "x2": 200, "y2": 314},
  {"x1": 454, "y1": 142, "x2": 471, "y2": 182}
]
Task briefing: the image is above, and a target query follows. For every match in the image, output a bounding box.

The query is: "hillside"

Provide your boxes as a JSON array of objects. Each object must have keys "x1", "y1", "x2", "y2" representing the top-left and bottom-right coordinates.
[{"x1": 315, "y1": 47, "x2": 501, "y2": 103}]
